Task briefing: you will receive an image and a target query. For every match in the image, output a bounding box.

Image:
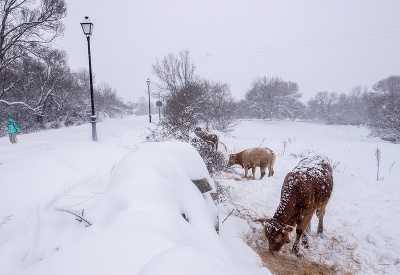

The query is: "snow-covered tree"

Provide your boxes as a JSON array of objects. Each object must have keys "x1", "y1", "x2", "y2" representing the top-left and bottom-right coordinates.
[
  {"x1": 306, "y1": 91, "x2": 336, "y2": 122},
  {"x1": 95, "y1": 83, "x2": 133, "y2": 118},
  {"x1": 152, "y1": 50, "x2": 235, "y2": 135},
  {"x1": 202, "y1": 81, "x2": 235, "y2": 131},
  {"x1": 152, "y1": 50, "x2": 199, "y2": 97},
  {"x1": 244, "y1": 76, "x2": 303, "y2": 120},
  {"x1": 367, "y1": 75, "x2": 400, "y2": 142},
  {"x1": 306, "y1": 87, "x2": 369, "y2": 125},
  {"x1": 0, "y1": 0, "x2": 67, "y2": 109}
]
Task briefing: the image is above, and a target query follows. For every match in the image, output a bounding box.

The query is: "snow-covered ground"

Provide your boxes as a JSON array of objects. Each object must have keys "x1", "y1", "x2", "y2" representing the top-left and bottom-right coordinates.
[
  {"x1": 0, "y1": 116, "x2": 399, "y2": 274},
  {"x1": 218, "y1": 119, "x2": 400, "y2": 274}
]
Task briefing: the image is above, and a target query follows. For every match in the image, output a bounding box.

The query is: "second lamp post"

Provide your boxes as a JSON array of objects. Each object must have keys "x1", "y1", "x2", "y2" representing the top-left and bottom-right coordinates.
[{"x1": 147, "y1": 78, "x2": 152, "y2": 123}]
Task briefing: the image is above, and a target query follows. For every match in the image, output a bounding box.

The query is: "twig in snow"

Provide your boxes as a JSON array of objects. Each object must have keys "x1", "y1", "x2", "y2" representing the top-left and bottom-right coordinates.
[
  {"x1": 234, "y1": 205, "x2": 259, "y2": 220},
  {"x1": 259, "y1": 138, "x2": 266, "y2": 147},
  {"x1": 22, "y1": 251, "x2": 29, "y2": 262},
  {"x1": 281, "y1": 139, "x2": 288, "y2": 155},
  {"x1": 56, "y1": 208, "x2": 92, "y2": 227},
  {"x1": 389, "y1": 161, "x2": 395, "y2": 173},
  {"x1": 222, "y1": 208, "x2": 235, "y2": 223},
  {"x1": 46, "y1": 177, "x2": 100, "y2": 209},
  {"x1": 0, "y1": 215, "x2": 12, "y2": 228},
  {"x1": 375, "y1": 147, "x2": 381, "y2": 181}
]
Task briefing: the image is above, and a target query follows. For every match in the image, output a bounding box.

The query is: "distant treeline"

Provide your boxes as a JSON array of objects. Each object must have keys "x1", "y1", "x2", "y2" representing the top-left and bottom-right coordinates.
[
  {"x1": 234, "y1": 75, "x2": 400, "y2": 143},
  {"x1": 132, "y1": 51, "x2": 399, "y2": 143}
]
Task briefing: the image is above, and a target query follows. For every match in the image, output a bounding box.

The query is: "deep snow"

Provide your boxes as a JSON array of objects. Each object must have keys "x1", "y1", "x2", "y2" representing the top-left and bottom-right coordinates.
[
  {"x1": 217, "y1": 119, "x2": 400, "y2": 274},
  {"x1": 1, "y1": 115, "x2": 399, "y2": 274}
]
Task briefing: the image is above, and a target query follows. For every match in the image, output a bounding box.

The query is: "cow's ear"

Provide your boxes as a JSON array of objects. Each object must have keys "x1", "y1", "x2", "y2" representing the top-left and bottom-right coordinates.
[{"x1": 282, "y1": 225, "x2": 293, "y2": 233}]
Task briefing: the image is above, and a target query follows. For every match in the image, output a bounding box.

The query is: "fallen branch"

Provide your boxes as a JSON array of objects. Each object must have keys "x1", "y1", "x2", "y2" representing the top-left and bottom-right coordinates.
[
  {"x1": 0, "y1": 215, "x2": 12, "y2": 228},
  {"x1": 389, "y1": 161, "x2": 395, "y2": 173},
  {"x1": 222, "y1": 208, "x2": 235, "y2": 223},
  {"x1": 56, "y1": 208, "x2": 92, "y2": 227}
]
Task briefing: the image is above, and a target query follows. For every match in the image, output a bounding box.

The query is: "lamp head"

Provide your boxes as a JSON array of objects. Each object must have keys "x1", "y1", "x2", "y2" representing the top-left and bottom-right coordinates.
[{"x1": 81, "y1": 16, "x2": 94, "y2": 36}]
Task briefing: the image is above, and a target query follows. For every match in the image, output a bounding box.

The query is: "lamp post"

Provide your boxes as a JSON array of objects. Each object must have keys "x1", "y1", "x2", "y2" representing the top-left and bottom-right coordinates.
[
  {"x1": 147, "y1": 78, "x2": 152, "y2": 123},
  {"x1": 80, "y1": 16, "x2": 97, "y2": 141}
]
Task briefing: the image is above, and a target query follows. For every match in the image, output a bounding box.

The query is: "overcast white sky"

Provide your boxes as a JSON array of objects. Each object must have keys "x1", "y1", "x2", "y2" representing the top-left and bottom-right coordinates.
[{"x1": 57, "y1": 0, "x2": 400, "y2": 103}]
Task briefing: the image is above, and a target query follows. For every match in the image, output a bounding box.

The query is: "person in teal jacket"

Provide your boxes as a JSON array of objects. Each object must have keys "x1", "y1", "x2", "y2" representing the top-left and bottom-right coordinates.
[{"x1": 7, "y1": 118, "x2": 21, "y2": 144}]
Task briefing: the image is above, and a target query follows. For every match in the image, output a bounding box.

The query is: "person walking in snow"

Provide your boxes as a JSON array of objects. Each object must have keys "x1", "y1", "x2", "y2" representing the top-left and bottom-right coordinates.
[{"x1": 7, "y1": 118, "x2": 21, "y2": 144}]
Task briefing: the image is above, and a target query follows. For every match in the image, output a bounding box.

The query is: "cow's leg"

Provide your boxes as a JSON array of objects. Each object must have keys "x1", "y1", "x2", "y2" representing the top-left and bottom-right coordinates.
[
  {"x1": 292, "y1": 214, "x2": 313, "y2": 255},
  {"x1": 316, "y1": 207, "x2": 326, "y2": 236},
  {"x1": 260, "y1": 166, "x2": 266, "y2": 179},
  {"x1": 244, "y1": 166, "x2": 248, "y2": 178},
  {"x1": 252, "y1": 166, "x2": 256, "y2": 180},
  {"x1": 301, "y1": 224, "x2": 311, "y2": 249},
  {"x1": 268, "y1": 163, "x2": 274, "y2": 177},
  {"x1": 292, "y1": 228, "x2": 303, "y2": 255}
]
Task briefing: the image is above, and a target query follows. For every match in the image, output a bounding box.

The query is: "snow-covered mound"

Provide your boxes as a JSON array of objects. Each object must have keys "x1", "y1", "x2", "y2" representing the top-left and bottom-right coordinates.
[{"x1": 11, "y1": 139, "x2": 266, "y2": 275}]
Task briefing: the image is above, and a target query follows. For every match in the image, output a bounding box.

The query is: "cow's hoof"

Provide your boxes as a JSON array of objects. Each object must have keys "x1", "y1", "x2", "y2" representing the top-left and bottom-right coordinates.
[{"x1": 292, "y1": 244, "x2": 300, "y2": 255}]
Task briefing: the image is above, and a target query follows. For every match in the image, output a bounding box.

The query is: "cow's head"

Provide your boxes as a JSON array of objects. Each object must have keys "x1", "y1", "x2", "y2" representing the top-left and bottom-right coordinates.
[
  {"x1": 228, "y1": 154, "x2": 237, "y2": 166},
  {"x1": 258, "y1": 218, "x2": 293, "y2": 252}
]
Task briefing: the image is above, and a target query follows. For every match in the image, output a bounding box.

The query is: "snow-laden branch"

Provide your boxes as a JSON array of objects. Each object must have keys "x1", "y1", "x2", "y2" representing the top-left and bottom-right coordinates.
[{"x1": 0, "y1": 99, "x2": 42, "y2": 113}]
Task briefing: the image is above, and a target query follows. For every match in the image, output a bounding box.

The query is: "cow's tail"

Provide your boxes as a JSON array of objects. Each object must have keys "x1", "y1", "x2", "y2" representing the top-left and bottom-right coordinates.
[
  {"x1": 266, "y1": 148, "x2": 276, "y2": 176},
  {"x1": 271, "y1": 149, "x2": 276, "y2": 168}
]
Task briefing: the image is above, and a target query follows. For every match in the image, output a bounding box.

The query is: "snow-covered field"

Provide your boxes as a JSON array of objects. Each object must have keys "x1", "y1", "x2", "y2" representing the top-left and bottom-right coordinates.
[
  {"x1": 217, "y1": 120, "x2": 400, "y2": 274},
  {"x1": 1, "y1": 116, "x2": 399, "y2": 274}
]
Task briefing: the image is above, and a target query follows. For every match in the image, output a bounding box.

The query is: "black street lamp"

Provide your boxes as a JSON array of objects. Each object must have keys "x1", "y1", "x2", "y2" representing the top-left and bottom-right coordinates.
[
  {"x1": 147, "y1": 78, "x2": 152, "y2": 123},
  {"x1": 80, "y1": 16, "x2": 97, "y2": 141}
]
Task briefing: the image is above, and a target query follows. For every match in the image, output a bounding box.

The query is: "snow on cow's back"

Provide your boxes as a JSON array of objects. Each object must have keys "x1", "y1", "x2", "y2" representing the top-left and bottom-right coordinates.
[
  {"x1": 279, "y1": 157, "x2": 334, "y2": 212},
  {"x1": 293, "y1": 157, "x2": 333, "y2": 182}
]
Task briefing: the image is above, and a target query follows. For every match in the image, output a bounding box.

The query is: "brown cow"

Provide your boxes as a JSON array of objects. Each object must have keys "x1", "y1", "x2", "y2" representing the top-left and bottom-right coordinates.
[
  {"x1": 194, "y1": 127, "x2": 219, "y2": 151},
  {"x1": 255, "y1": 157, "x2": 333, "y2": 255},
  {"x1": 228, "y1": 147, "x2": 276, "y2": 180}
]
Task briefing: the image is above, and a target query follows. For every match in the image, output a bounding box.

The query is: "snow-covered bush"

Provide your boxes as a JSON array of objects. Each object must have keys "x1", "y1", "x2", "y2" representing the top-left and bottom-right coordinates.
[
  {"x1": 190, "y1": 138, "x2": 228, "y2": 176},
  {"x1": 146, "y1": 124, "x2": 227, "y2": 176}
]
